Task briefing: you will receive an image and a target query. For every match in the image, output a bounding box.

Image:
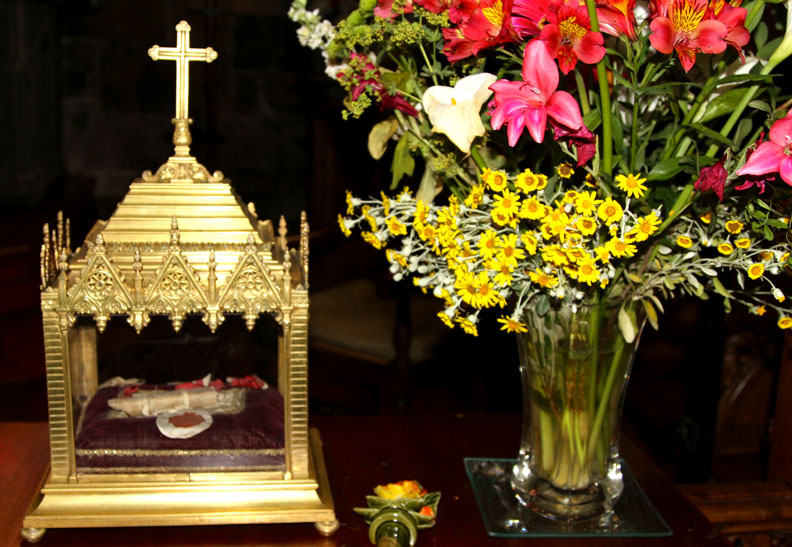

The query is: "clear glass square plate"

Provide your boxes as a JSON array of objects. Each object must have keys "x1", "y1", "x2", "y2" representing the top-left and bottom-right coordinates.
[{"x1": 464, "y1": 457, "x2": 672, "y2": 538}]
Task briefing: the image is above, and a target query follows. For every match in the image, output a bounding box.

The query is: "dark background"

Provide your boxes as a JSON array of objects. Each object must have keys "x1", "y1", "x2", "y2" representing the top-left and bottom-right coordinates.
[{"x1": 0, "y1": 0, "x2": 787, "y2": 487}]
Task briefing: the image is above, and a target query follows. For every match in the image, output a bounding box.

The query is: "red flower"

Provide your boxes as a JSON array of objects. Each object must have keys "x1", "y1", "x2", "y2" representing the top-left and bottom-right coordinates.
[
  {"x1": 694, "y1": 156, "x2": 727, "y2": 200},
  {"x1": 442, "y1": 0, "x2": 520, "y2": 62},
  {"x1": 512, "y1": 0, "x2": 555, "y2": 38},
  {"x1": 375, "y1": 0, "x2": 414, "y2": 18},
  {"x1": 539, "y1": 0, "x2": 605, "y2": 74},
  {"x1": 597, "y1": 0, "x2": 638, "y2": 40},
  {"x1": 417, "y1": 0, "x2": 454, "y2": 14},
  {"x1": 649, "y1": 0, "x2": 728, "y2": 72},
  {"x1": 511, "y1": 0, "x2": 605, "y2": 73},
  {"x1": 551, "y1": 121, "x2": 596, "y2": 165},
  {"x1": 708, "y1": 0, "x2": 750, "y2": 61},
  {"x1": 449, "y1": 0, "x2": 480, "y2": 22}
]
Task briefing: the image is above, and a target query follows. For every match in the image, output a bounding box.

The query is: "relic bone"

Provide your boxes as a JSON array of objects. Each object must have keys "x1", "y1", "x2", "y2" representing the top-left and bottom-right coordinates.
[{"x1": 109, "y1": 387, "x2": 228, "y2": 417}]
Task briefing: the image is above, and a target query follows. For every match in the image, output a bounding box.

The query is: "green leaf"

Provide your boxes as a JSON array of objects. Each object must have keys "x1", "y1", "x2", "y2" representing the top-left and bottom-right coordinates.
[
  {"x1": 698, "y1": 88, "x2": 750, "y2": 124},
  {"x1": 626, "y1": 272, "x2": 643, "y2": 284},
  {"x1": 391, "y1": 133, "x2": 415, "y2": 189},
  {"x1": 733, "y1": 118, "x2": 753, "y2": 149},
  {"x1": 711, "y1": 277, "x2": 731, "y2": 298},
  {"x1": 648, "y1": 157, "x2": 684, "y2": 181},
  {"x1": 368, "y1": 118, "x2": 399, "y2": 160},
  {"x1": 748, "y1": 100, "x2": 771, "y2": 113},
  {"x1": 642, "y1": 299, "x2": 659, "y2": 330},
  {"x1": 416, "y1": 167, "x2": 440, "y2": 203},
  {"x1": 753, "y1": 20, "x2": 768, "y2": 48},
  {"x1": 535, "y1": 294, "x2": 550, "y2": 316},
  {"x1": 684, "y1": 123, "x2": 734, "y2": 147},
  {"x1": 583, "y1": 109, "x2": 602, "y2": 132},
  {"x1": 618, "y1": 304, "x2": 637, "y2": 344},
  {"x1": 758, "y1": 36, "x2": 783, "y2": 60}
]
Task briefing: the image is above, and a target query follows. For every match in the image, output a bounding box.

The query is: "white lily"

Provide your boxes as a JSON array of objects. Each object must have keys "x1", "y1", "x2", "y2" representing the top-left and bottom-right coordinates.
[{"x1": 422, "y1": 73, "x2": 497, "y2": 154}]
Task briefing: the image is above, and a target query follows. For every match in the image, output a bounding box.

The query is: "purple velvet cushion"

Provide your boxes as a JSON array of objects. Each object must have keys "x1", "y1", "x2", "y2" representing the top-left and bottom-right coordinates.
[{"x1": 76, "y1": 385, "x2": 284, "y2": 452}]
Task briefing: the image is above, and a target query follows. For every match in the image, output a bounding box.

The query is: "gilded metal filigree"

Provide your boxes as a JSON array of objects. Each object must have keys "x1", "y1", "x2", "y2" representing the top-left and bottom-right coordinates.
[{"x1": 27, "y1": 19, "x2": 336, "y2": 537}]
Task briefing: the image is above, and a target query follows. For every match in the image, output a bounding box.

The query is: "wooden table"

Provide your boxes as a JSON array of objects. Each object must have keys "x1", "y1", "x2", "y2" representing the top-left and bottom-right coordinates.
[{"x1": 2, "y1": 416, "x2": 727, "y2": 546}]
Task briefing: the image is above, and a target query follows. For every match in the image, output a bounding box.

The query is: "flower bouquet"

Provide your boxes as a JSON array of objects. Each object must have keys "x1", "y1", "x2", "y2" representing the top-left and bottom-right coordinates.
[{"x1": 290, "y1": 0, "x2": 792, "y2": 523}]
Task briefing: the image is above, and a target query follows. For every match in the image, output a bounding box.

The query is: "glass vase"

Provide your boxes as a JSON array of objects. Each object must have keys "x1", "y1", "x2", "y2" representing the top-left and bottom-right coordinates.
[{"x1": 511, "y1": 299, "x2": 646, "y2": 524}]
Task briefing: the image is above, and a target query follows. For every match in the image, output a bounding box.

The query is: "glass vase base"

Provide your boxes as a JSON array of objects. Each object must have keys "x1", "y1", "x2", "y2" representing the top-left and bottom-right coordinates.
[
  {"x1": 519, "y1": 480, "x2": 610, "y2": 524},
  {"x1": 464, "y1": 457, "x2": 672, "y2": 538}
]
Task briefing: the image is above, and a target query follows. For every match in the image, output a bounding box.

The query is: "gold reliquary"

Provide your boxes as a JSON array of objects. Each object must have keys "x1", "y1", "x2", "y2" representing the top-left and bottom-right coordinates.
[{"x1": 22, "y1": 21, "x2": 337, "y2": 542}]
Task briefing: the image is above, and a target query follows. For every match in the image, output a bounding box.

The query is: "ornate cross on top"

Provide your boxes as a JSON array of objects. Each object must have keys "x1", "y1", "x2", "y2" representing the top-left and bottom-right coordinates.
[{"x1": 148, "y1": 21, "x2": 217, "y2": 120}]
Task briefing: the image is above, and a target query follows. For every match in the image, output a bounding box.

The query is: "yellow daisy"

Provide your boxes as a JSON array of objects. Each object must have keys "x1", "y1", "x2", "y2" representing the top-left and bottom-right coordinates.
[
  {"x1": 576, "y1": 216, "x2": 598, "y2": 236},
  {"x1": 630, "y1": 213, "x2": 662, "y2": 242},
  {"x1": 529, "y1": 269, "x2": 559, "y2": 288},
  {"x1": 361, "y1": 231, "x2": 383, "y2": 249},
  {"x1": 386, "y1": 217, "x2": 407, "y2": 236},
  {"x1": 725, "y1": 220, "x2": 744, "y2": 234},
  {"x1": 345, "y1": 190, "x2": 356, "y2": 215},
  {"x1": 574, "y1": 191, "x2": 601, "y2": 216},
  {"x1": 576, "y1": 257, "x2": 600, "y2": 285},
  {"x1": 521, "y1": 231, "x2": 539, "y2": 255},
  {"x1": 700, "y1": 211, "x2": 712, "y2": 224},
  {"x1": 607, "y1": 236, "x2": 637, "y2": 258},
  {"x1": 735, "y1": 238, "x2": 751, "y2": 249},
  {"x1": 717, "y1": 243, "x2": 734, "y2": 256},
  {"x1": 520, "y1": 197, "x2": 546, "y2": 220},
  {"x1": 557, "y1": 162, "x2": 574, "y2": 179},
  {"x1": 338, "y1": 214, "x2": 352, "y2": 237},
  {"x1": 496, "y1": 233, "x2": 526, "y2": 267},
  {"x1": 615, "y1": 173, "x2": 648, "y2": 199},
  {"x1": 494, "y1": 189, "x2": 522, "y2": 217},
  {"x1": 516, "y1": 169, "x2": 541, "y2": 193},
  {"x1": 778, "y1": 317, "x2": 792, "y2": 330},
  {"x1": 483, "y1": 168, "x2": 509, "y2": 192},
  {"x1": 464, "y1": 183, "x2": 485, "y2": 209},
  {"x1": 497, "y1": 316, "x2": 528, "y2": 333},
  {"x1": 747, "y1": 262, "x2": 765, "y2": 280},
  {"x1": 676, "y1": 235, "x2": 693, "y2": 248},
  {"x1": 437, "y1": 311, "x2": 455, "y2": 329},
  {"x1": 598, "y1": 198, "x2": 624, "y2": 225},
  {"x1": 456, "y1": 315, "x2": 479, "y2": 336}
]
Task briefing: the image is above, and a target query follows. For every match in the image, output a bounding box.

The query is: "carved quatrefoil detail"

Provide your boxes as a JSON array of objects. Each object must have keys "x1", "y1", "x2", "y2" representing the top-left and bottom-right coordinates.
[
  {"x1": 236, "y1": 269, "x2": 264, "y2": 296},
  {"x1": 86, "y1": 270, "x2": 114, "y2": 299},
  {"x1": 161, "y1": 267, "x2": 190, "y2": 298}
]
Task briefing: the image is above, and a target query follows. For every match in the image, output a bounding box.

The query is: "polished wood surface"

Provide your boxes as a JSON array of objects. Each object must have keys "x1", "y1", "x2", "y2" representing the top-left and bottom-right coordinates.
[{"x1": 3, "y1": 416, "x2": 727, "y2": 546}]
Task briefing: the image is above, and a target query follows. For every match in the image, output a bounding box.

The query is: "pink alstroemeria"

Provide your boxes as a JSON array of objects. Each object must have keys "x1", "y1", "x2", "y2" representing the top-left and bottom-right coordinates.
[
  {"x1": 736, "y1": 111, "x2": 792, "y2": 186},
  {"x1": 649, "y1": 0, "x2": 728, "y2": 72},
  {"x1": 597, "y1": 0, "x2": 638, "y2": 40},
  {"x1": 488, "y1": 40, "x2": 583, "y2": 145},
  {"x1": 443, "y1": 0, "x2": 520, "y2": 62}
]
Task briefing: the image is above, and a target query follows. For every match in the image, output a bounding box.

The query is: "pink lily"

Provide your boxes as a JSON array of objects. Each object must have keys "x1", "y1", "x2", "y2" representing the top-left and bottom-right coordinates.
[
  {"x1": 488, "y1": 40, "x2": 583, "y2": 145},
  {"x1": 736, "y1": 110, "x2": 792, "y2": 185}
]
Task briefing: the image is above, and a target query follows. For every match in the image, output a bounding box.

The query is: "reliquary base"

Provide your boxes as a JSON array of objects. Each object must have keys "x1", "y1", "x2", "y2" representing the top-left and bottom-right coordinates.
[{"x1": 22, "y1": 429, "x2": 338, "y2": 539}]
